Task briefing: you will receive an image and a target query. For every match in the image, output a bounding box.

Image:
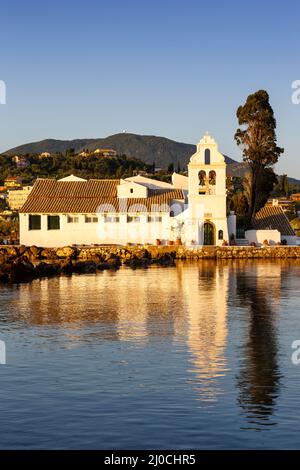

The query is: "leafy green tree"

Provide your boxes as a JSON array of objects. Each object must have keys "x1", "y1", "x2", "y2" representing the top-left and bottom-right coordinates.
[
  {"x1": 0, "y1": 153, "x2": 151, "y2": 185},
  {"x1": 235, "y1": 90, "x2": 283, "y2": 218},
  {"x1": 230, "y1": 192, "x2": 249, "y2": 217},
  {"x1": 66, "y1": 148, "x2": 75, "y2": 157},
  {"x1": 255, "y1": 167, "x2": 278, "y2": 210}
]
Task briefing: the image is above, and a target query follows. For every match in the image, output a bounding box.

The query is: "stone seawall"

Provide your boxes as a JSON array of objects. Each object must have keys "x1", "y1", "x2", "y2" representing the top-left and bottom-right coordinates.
[
  {"x1": 150, "y1": 245, "x2": 300, "y2": 259},
  {"x1": 78, "y1": 244, "x2": 300, "y2": 260},
  {"x1": 0, "y1": 244, "x2": 300, "y2": 284}
]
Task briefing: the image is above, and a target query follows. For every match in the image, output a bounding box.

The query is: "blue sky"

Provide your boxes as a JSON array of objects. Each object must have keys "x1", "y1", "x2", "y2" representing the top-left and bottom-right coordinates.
[{"x1": 0, "y1": 0, "x2": 299, "y2": 176}]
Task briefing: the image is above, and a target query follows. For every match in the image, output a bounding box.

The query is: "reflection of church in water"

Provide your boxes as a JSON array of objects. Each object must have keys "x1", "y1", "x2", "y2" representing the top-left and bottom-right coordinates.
[
  {"x1": 11, "y1": 260, "x2": 283, "y2": 426},
  {"x1": 179, "y1": 261, "x2": 230, "y2": 402}
]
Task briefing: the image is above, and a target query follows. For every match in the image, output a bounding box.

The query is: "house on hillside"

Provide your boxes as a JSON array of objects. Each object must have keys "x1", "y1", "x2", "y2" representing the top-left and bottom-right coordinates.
[
  {"x1": 38, "y1": 152, "x2": 51, "y2": 159},
  {"x1": 93, "y1": 149, "x2": 117, "y2": 157},
  {"x1": 78, "y1": 151, "x2": 90, "y2": 158},
  {"x1": 12, "y1": 155, "x2": 29, "y2": 168},
  {"x1": 19, "y1": 133, "x2": 235, "y2": 247},
  {"x1": 78, "y1": 149, "x2": 117, "y2": 158},
  {"x1": 4, "y1": 176, "x2": 23, "y2": 188}
]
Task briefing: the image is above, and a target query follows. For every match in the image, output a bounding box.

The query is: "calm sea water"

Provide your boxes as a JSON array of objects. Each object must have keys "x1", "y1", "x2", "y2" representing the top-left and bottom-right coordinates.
[{"x1": 0, "y1": 260, "x2": 300, "y2": 449}]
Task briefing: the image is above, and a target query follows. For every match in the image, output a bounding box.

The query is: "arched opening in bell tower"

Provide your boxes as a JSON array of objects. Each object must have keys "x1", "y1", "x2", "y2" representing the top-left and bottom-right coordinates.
[{"x1": 204, "y1": 148, "x2": 211, "y2": 165}]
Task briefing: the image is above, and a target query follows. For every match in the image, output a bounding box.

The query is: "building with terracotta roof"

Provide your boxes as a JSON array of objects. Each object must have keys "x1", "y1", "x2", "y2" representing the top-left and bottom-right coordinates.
[
  {"x1": 19, "y1": 134, "x2": 235, "y2": 247},
  {"x1": 19, "y1": 175, "x2": 185, "y2": 246},
  {"x1": 245, "y1": 203, "x2": 297, "y2": 245},
  {"x1": 290, "y1": 193, "x2": 300, "y2": 202},
  {"x1": 4, "y1": 176, "x2": 23, "y2": 188},
  {"x1": 252, "y1": 205, "x2": 295, "y2": 236},
  {"x1": 8, "y1": 186, "x2": 33, "y2": 211},
  {"x1": 266, "y1": 197, "x2": 296, "y2": 215}
]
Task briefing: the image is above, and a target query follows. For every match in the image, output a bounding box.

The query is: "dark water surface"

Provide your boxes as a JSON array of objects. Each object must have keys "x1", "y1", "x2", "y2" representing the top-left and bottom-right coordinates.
[{"x1": 0, "y1": 260, "x2": 300, "y2": 449}]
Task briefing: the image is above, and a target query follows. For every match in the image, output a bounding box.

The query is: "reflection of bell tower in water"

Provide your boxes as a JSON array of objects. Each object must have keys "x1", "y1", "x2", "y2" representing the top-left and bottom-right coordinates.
[
  {"x1": 181, "y1": 262, "x2": 229, "y2": 401},
  {"x1": 188, "y1": 133, "x2": 229, "y2": 245}
]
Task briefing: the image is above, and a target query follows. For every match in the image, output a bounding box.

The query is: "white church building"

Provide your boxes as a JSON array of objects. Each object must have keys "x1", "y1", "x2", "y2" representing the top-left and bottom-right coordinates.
[{"x1": 19, "y1": 133, "x2": 236, "y2": 247}]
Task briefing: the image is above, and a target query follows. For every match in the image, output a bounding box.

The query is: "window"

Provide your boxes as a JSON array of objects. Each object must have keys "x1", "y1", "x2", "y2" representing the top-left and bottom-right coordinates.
[
  {"x1": 130, "y1": 188, "x2": 133, "y2": 194},
  {"x1": 147, "y1": 215, "x2": 162, "y2": 223},
  {"x1": 104, "y1": 215, "x2": 120, "y2": 223},
  {"x1": 47, "y1": 215, "x2": 60, "y2": 230},
  {"x1": 67, "y1": 216, "x2": 79, "y2": 223},
  {"x1": 85, "y1": 216, "x2": 98, "y2": 223},
  {"x1": 205, "y1": 148, "x2": 211, "y2": 165},
  {"x1": 127, "y1": 215, "x2": 140, "y2": 223},
  {"x1": 29, "y1": 214, "x2": 41, "y2": 230},
  {"x1": 218, "y1": 230, "x2": 224, "y2": 240}
]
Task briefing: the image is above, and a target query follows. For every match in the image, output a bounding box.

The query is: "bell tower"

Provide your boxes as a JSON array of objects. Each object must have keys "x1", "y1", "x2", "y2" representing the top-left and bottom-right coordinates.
[{"x1": 187, "y1": 133, "x2": 228, "y2": 245}]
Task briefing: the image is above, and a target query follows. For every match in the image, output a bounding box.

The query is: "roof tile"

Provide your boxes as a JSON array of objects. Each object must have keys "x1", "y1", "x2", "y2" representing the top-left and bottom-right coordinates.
[
  {"x1": 20, "y1": 178, "x2": 184, "y2": 214},
  {"x1": 252, "y1": 205, "x2": 295, "y2": 236}
]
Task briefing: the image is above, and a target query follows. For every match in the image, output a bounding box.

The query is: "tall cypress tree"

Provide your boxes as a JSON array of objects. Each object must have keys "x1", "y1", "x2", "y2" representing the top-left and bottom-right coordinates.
[
  {"x1": 280, "y1": 174, "x2": 289, "y2": 198},
  {"x1": 235, "y1": 90, "x2": 283, "y2": 219}
]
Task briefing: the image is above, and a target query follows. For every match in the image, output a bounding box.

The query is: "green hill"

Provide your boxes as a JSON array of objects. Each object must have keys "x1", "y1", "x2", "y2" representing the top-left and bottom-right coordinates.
[
  {"x1": 3, "y1": 133, "x2": 236, "y2": 169},
  {"x1": 3, "y1": 133, "x2": 299, "y2": 186}
]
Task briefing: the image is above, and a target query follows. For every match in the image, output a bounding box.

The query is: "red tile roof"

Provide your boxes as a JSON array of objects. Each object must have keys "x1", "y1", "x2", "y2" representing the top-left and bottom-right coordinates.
[
  {"x1": 252, "y1": 205, "x2": 295, "y2": 236},
  {"x1": 20, "y1": 178, "x2": 184, "y2": 214}
]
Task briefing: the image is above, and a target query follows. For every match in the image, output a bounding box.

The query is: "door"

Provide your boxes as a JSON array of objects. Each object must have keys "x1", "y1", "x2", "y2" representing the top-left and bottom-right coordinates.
[{"x1": 203, "y1": 222, "x2": 215, "y2": 246}]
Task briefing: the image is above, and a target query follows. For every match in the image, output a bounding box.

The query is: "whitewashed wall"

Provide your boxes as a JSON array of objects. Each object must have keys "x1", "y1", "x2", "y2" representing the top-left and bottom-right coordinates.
[
  {"x1": 245, "y1": 230, "x2": 298, "y2": 246},
  {"x1": 19, "y1": 213, "x2": 172, "y2": 247},
  {"x1": 245, "y1": 229, "x2": 281, "y2": 246}
]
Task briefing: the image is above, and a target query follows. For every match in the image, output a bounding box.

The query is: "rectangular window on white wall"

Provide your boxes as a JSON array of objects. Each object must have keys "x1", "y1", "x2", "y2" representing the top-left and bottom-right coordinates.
[
  {"x1": 29, "y1": 214, "x2": 41, "y2": 230},
  {"x1": 147, "y1": 215, "x2": 162, "y2": 223},
  {"x1": 127, "y1": 215, "x2": 140, "y2": 223},
  {"x1": 67, "y1": 216, "x2": 79, "y2": 223},
  {"x1": 47, "y1": 215, "x2": 60, "y2": 230},
  {"x1": 104, "y1": 215, "x2": 120, "y2": 223},
  {"x1": 85, "y1": 216, "x2": 98, "y2": 223}
]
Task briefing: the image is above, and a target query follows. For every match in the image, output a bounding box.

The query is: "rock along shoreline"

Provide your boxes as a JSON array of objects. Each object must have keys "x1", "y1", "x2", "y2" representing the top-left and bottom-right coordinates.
[{"x1": 1, "y1": 244, "x2": 300, "y2": 284}]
